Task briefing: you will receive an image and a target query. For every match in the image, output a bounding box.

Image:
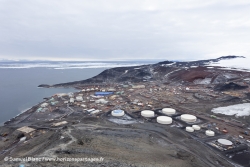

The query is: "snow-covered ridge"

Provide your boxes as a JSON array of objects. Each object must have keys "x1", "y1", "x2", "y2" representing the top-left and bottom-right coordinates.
[{"x1": 207, "y1": 56, "x2": 250, "y2": 72}]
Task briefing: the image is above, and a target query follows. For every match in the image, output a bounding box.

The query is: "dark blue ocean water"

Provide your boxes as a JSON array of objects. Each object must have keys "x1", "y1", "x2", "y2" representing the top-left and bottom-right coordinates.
[{"x1": 0, "y1": 68, "x2": 107, "y2": 124}]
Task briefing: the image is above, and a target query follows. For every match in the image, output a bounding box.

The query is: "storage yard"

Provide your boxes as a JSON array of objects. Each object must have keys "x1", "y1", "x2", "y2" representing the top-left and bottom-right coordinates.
[{"x1": 1, "y1": 81, "x2": 250, "y2": 166}]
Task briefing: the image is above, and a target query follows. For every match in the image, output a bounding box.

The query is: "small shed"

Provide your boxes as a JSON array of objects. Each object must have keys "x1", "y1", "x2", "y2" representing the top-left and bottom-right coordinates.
[
  {"x1": 53, "y1": 121, "x2": 68, "y2": 126},
  {"x1": 17, "y1": 126, "x2": 35, "y2": 134}
]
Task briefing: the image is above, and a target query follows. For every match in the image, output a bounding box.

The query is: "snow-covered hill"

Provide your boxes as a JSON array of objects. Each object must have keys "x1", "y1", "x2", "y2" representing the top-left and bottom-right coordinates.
[{"x1": 207, "y1": 56, "x2": 250, "y2": 72}]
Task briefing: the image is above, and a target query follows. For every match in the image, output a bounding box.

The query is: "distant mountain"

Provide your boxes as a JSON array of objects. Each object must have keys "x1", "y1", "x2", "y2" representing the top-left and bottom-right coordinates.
[
  {"x1": 157, "y1": 55, "x2": 245, "y2": 67},
  {"x1": 41, "y1": 56, "x2": 250, "y2": 88}
]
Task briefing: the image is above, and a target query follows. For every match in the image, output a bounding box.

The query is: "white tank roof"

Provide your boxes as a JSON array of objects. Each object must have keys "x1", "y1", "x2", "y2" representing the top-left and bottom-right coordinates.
[
  {"x1": 157, "y1": 116, "x2": 172, "y2": 124},
  {"x1": 111, "y1": 110, "x2": 125, "y2": 117},
  {"x1": 141, "y1": 110, "x2": 154, "y2": 118},
  {"x1": 186, "y1": 127, "x2": 194, "y2": 132},
  {"x1": 218, "y1": 139, "x2": 233, "y2": 146},
  {"x1": 162, "y1": 108, "x2": 176, "y2": 115},
  {"x1": 192, "y1": 125, "x2": 201, "y2": 130},
  {"x1": 205, "y1": 130, "x2": 215, "y2": 136},
  {"x1": 181, "y1": 114, "x2": 197, "y2": 123}
]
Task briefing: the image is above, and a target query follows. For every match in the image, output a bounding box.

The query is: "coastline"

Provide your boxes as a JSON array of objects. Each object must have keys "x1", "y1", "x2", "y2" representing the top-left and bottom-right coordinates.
[{"x1": 0, "y1": 67, "x2": 105, "y2": 124}]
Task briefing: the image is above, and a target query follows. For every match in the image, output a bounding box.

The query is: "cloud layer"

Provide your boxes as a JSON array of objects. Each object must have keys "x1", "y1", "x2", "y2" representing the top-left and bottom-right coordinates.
[{"x1": 0, "y1": 0, "x2": 250, "y2": 61}]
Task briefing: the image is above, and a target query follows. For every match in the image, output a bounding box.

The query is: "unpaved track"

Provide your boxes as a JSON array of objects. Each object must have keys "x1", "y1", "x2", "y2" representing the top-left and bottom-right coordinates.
[{"x1": 38, "y1": 128, "x2": 76, "y2": 158}]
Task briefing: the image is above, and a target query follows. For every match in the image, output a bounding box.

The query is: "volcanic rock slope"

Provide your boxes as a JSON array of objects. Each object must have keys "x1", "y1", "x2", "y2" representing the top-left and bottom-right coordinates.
[{"x1": 50, "y1": 56, "x2": 249, "y2": 88}]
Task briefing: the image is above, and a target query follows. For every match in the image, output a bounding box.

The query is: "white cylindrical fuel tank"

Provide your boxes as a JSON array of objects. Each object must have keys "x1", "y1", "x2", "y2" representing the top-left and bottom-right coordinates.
[
  {"x1": 181, "y1": 114, "x2": 197, "y2": 123},
  {"x1": 205, "y1": 130, "x2": 215, "y2": 136},
  {"x1": 157, "y1": 116, "x2": 172, "y2": 124},
  {"x1": 217, "y1": 139, "x2": 233, "y2": 146},
  {"x1": 192, "y1": 125, "x2": 201, "y2": 130},
  {"x1": 141, "y1": 110, "x2": 155, "y2": 118},
  {"x1": 162, "y1": 108, "x2": 176, "y2": 115},
  {"x1": 186, "y1": 127, "x2": 194, "y2": 132},
  {"x1": 111, "y1": 110, "x2": 125, "y2": 117}
]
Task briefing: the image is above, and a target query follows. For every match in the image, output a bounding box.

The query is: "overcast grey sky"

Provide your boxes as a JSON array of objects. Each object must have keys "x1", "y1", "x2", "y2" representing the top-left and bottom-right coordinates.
[{"x1": 0, "y1": 0, "x2": 250, "y2": 61}]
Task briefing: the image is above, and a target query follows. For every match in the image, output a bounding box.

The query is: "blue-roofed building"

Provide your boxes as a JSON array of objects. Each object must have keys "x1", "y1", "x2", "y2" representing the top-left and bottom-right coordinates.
[{"x1": 95, "y1": 92, "x2": 113, "y2": 96}]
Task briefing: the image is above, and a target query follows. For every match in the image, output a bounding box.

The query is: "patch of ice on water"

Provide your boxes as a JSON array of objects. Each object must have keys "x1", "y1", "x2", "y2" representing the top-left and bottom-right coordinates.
[{"x1": 0, "y1": 62, "x2": 146, "y2": 69}]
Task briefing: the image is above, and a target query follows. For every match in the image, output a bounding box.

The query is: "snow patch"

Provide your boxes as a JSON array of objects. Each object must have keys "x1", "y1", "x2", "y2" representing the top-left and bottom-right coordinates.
[
  {"x1": 208, "y1": 57, "x2": 250, "y2": 72},
  {"x1": 161, "y1": 62, "x2": 176, "y2": 66},
  {"x1": 211, "y1": 103, "x2": 250, "y2": 117},
  {"x1": 193, "y1": 78, "x2": 212, "y2": 85}
]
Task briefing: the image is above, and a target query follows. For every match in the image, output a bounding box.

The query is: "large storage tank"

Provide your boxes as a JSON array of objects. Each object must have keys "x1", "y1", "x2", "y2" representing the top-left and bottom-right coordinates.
[
  {"x1": 186, "y1": 127, "x2": 194, "y2": 132},
  {"x1": 217, "y1": 139, "x2": 233, "y2": 146},
  {"x1": 205, "y1": 130, "x2": 215, "y2": 136},
  {"x1": 162, "y1": 108, "x2": 176, "y2": 115},
  {"x1": 141, "y1": 110, "x2": 155, "y2": 118},
  {"x1": 181, "y1": 114, "x2": 197, "y2": 123},
  {"x1": 157, "y1": 116, "x2": 172, "y2": 124},
  {"x1": 192, "y1": 125, "x2": 201, "y2": 130},
  {"x1": 111, "y1": 110, "x2": 125, "y2": 117}
]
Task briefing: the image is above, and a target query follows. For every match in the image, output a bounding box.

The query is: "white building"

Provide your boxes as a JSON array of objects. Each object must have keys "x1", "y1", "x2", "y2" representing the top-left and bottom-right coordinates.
[
  {"x1": 95, "y1": 99, "x2": 108, "y2": 104},
  {"x1": 132, "y1": 85, "x2": 145, "y2": 89},
  {"x1": 76, "y1": 96, "x2": 83, "y2": 102},
  {"x1": 41, "y1": 103, "x2": 49, "y2": 108},
  {"x1": 70, "y1": 98, "x2": 75, "y2": 103}
]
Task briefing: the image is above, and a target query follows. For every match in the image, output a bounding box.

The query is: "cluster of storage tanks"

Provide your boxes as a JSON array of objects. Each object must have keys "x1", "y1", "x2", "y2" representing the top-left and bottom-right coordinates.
[
  {"x1": 141, "y1": 109, "x2": 215, "y2": 136},
  {"x1": 141, "y1": 108, "x2": 176, "y2": 124},
  {"x1": 185, "y1": 126, "x2": 215, "y2": 136},
  {"x1": 111, "y1": 108, "x2": 215, "y2": 137}
]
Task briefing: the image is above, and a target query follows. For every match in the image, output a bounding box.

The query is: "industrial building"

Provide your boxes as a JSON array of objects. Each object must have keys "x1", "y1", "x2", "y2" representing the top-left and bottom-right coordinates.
[{"x1": 94, "y1": 92, "x2": 114, "y2": 96}]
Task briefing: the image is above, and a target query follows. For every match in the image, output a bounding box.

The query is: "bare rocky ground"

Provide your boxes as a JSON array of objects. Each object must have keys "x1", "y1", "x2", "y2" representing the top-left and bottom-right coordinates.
[{"x1": 0, "y1": 114, "x2": 233, "y2": 167}]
